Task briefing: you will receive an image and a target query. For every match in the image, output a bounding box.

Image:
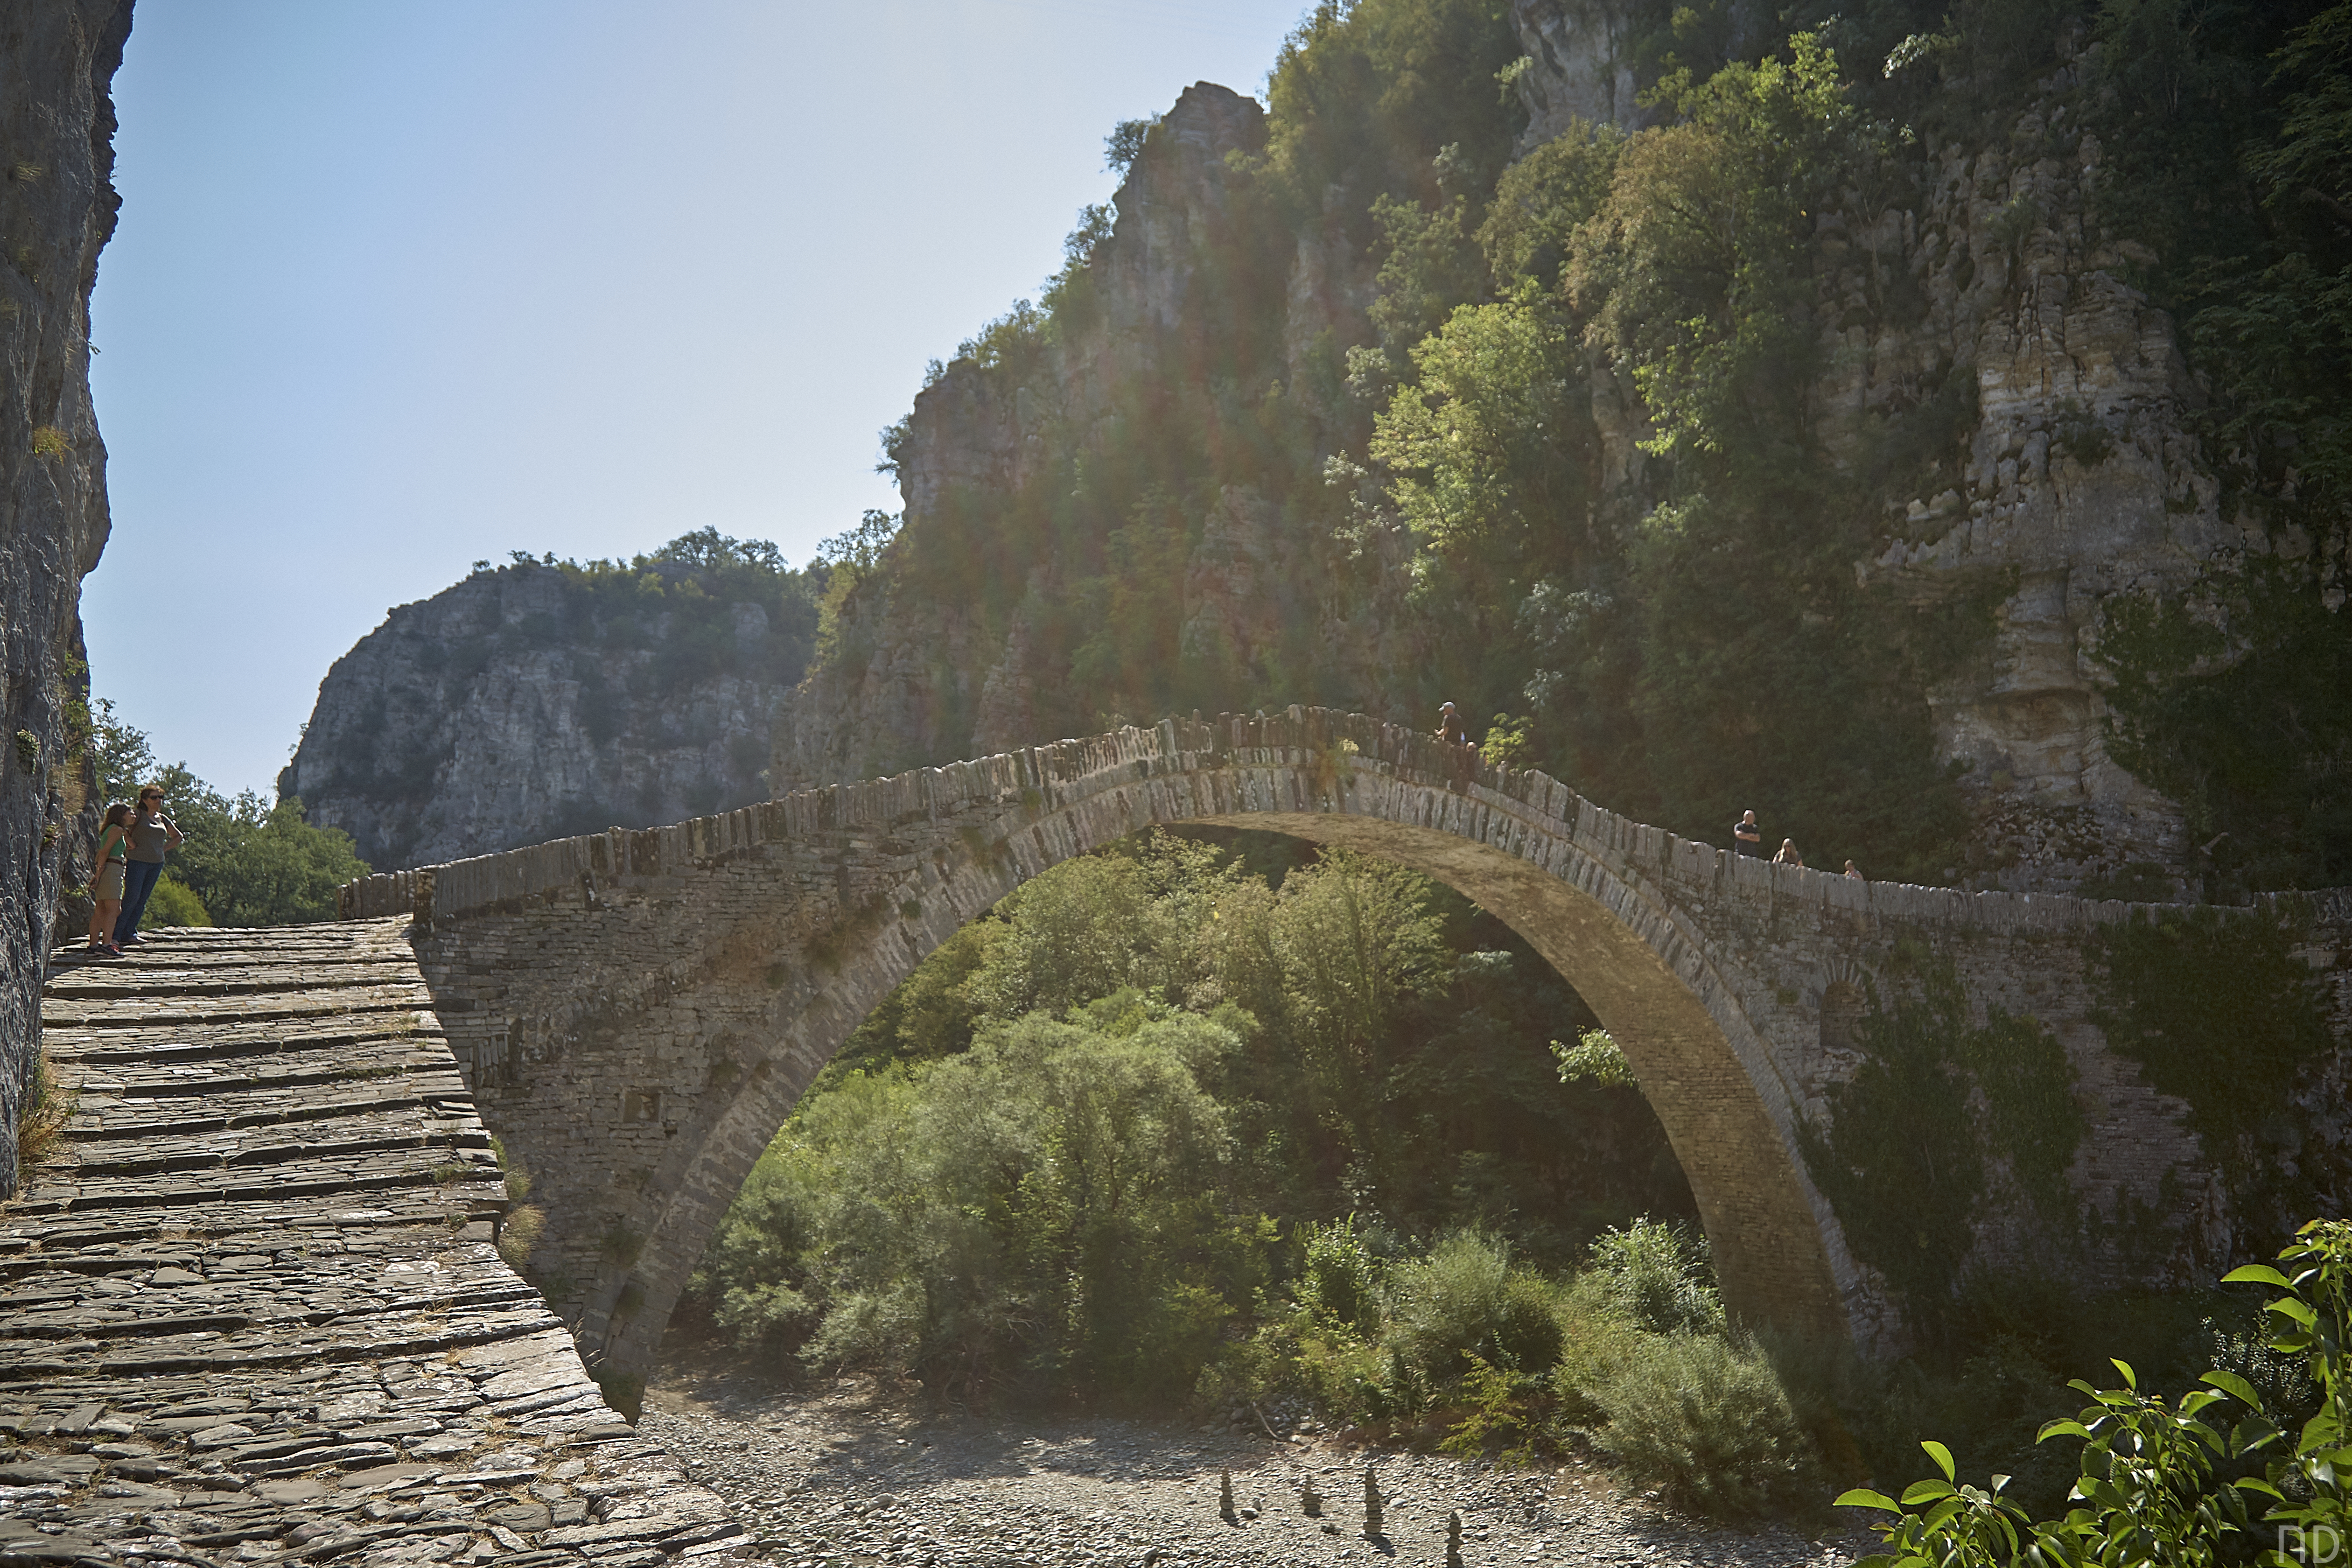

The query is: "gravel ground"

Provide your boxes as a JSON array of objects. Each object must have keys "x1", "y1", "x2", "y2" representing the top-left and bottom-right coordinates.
[{"x1": 641, "y1": 1358, "x2": 1878, "y2": 1568}]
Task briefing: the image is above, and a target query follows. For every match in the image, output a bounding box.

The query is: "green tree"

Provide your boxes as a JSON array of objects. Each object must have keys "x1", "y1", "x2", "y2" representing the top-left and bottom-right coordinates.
[{"x1": 167, "y1": 789, "x2": 370, "y2": 927}]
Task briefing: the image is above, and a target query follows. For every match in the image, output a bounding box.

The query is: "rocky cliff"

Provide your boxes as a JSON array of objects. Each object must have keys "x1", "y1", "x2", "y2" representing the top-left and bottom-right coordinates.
[
  {"x1": 286, "y1": 553, "x2": 816, "y2": 870},
  {"x1": 772, "y1": 81, "x2": 1430, "y2": 787},
  {"x1": 772, "y1": 0, "x2": 2341, "y2": 899},
  {"x1": 1, "y1": 0, "x2": 131, "y2": 1193}
]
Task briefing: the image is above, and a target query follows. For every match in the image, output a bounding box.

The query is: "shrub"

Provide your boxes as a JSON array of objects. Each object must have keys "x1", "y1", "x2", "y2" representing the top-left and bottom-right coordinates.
[
  {"x1": 1578, "y1": 1219, "x2": 1724, "y2": 1335},
  {"x1": 1297, "y1": 1214, "x2": 1384, "y2": 1331},
  {"x1": 1584, "y1": 1331, "x2": 1826, "y2": 1521},
  {"x1": 1383, "y1": 1230, "x2": 1565, "y2": 1388},
  {"x1": 496, "y1": 1203, "x2": 544, "y2": 1272},
  {"x1": 140, "y1": 876, "x2": 212, "y2": 929}
]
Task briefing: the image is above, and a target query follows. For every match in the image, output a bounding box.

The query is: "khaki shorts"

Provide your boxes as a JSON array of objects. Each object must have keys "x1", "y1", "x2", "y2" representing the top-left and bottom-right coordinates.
[{"x1": 96, "y1": 860, "x2": 125, "y2": 901}]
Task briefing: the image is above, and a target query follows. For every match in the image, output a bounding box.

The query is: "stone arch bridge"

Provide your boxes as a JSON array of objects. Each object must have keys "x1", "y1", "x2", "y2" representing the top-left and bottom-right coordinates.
[{"x1": 337, "y1": 710, "x2": 2352, "y2": 1395}]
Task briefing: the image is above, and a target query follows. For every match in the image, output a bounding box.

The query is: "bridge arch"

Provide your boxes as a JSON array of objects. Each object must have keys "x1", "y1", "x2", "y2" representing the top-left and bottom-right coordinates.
[{"x1": 342, "y1": 711, "x2": 1942, "y2": 1392}]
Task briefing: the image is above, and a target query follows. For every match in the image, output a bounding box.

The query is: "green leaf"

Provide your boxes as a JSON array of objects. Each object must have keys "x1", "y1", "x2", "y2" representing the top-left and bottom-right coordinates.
[
  {"x1": 2201, "y1": 1369, "x2": 2263, "y2": 1406},
  {"x1": 2040, "y1": 1419, "x2": 2094, "y2": 1443},
  {"x1": 2270, "y1": 1298, "x2": 2319, "y2": 1328},
  {"x1": 2222, "y1": 1264, "x2": 2297, "y2": 1288},
  {"x1": 2111, "y1": 1358, "x2": 2138, "y2": 1389},
  {"x1": 2232, "y1": 1476, "x2": 2285, "y2": 1500},
  {"x1": 1901, "y1": 1480, "x2": 1957, "y2": 1506},
  {"x1": 1837, "y1": 1489, "x2": 1901, "y2": 1513},
  {"x1": 1922, "y1": 1439, "x2": 1956, "y2": 1481}
]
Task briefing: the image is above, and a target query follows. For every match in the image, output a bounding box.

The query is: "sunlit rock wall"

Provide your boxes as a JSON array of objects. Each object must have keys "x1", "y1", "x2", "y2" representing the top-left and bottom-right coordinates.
[{"x1": 0, "y1": 0, "x2": 131, "y2": 1193}]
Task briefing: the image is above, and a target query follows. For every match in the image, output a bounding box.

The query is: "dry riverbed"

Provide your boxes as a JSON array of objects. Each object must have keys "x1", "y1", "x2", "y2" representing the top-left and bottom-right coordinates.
[{"x1": 641, "y1": 1356, "x2": 1877, "y2": 1568}]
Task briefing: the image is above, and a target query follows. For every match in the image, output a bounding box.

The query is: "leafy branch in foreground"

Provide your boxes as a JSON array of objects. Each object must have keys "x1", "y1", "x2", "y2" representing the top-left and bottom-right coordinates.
[{"x1": 1839, "y1": 1218, "x2": 2349, "y2": 1568}]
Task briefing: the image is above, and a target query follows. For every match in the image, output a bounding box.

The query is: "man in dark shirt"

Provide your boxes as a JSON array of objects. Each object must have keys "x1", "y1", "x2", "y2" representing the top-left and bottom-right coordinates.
[{"x1": 1733, "y1": 809, "x2": 1763, "y2": 856}]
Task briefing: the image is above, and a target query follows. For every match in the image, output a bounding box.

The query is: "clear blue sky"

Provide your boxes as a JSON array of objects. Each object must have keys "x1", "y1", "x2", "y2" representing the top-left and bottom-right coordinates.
[{"x1": 85, "y1": 0, "x2": 1305, "y2": 799}]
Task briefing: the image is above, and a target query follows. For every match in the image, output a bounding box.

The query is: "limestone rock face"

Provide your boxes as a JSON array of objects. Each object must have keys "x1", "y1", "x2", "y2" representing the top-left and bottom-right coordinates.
[
  {"x1": 1508, "y1": 0, "x2": 1665, "y2": 145},
  {"x1": 0, "y1": 0, "x2": 131, "y2": 1193},
  {"x1": 772, "y1": 81, "x2": 1368, "y2": 788},
  {"x1": 288, "y1": 564, "x2": 806, "y2": 870},
  {"x1": 1822, "y1": 90, "x2": 2232, "y2": 892}
]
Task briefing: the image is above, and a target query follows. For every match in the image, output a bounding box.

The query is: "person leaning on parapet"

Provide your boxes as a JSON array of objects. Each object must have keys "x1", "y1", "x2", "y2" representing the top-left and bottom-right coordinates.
[
  {"x1": 114, "y1": 784, "x2": 184, "y2": 948},
  {"x1": 1773, "y1": 838, "x2": 1805, "y2": 868},
  {"x1": 1844, "y1": 859, "x2": 1864, "y2": 881},
  {"x1": 1436, "y1": 701, "x2": 1471, "y2": 747},
  {"x1": 1733, "y1": 809, "x2": 1764, "y2": 857},
  {"x1": 85, "y1": 802, "x2": 131, "y2": 955}
]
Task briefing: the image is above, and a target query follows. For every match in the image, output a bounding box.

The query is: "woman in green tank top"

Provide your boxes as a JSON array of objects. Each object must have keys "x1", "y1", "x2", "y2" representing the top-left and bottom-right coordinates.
[{"x1": 86, "y1": 802, "x2": 131, "y2": 955}]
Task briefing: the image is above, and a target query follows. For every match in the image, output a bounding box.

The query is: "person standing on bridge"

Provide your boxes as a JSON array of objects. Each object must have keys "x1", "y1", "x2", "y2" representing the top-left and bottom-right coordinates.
[
  {"x1": 1436, "y1": 701, "x2": 1471, "y2": 748},
  {"x1": 114, "y1": 785, "x2": 183, "y2": 947},
  {"x1": 1773, "y1": 838, "x2": 1805, "y2": 868},
  {"x1": 1733, "y1": 810, "x2": 1763, "y2": 857},
  {"x1": 85, "y1": 802, "x2": 130, "y2": 955}
]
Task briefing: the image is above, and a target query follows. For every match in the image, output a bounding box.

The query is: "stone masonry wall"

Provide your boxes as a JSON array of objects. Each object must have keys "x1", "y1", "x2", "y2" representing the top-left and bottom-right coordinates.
[{"x1": 341, "y1": 711, "x2": 2352, "y2": 1387}]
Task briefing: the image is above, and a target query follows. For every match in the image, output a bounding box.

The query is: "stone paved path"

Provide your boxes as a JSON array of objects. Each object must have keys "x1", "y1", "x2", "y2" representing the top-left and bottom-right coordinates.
[{"x1": 1, "y1": 920, "x2": 752, "y2": 1567}]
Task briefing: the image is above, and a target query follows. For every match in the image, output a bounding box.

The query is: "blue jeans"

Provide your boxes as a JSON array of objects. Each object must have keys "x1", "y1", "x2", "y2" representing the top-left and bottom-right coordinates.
[{"x1": 116, "y1": 859, "x2": 165, "y2": 943}]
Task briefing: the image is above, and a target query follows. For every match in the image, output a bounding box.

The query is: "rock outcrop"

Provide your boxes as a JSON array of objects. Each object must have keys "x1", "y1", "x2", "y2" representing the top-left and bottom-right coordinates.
[
  {"x1": 1820, "y1": 70, "x2": 2232, "y2": 892},
  {"x1": 773, "y1": 82, "x2": 1422, "y2": 788},
  {"x1": 1507, "y1": 0, "x2": 1663, "y2": 145},
  {"x1": 0, "y1": 0, "x2": 131, "y2": 1194},
  {"x1": 286, "y1": 561, "x2": 812, "y2": 870}
]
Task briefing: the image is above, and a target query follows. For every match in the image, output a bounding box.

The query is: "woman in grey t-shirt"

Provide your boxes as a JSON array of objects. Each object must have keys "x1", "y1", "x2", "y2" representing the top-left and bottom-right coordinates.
[{"x1": 114, "y1": 785, "x2": 184, "y2": 945}]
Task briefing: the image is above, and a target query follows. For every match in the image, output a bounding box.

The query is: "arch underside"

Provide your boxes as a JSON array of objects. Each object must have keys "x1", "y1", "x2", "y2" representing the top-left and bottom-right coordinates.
[
  {"x1": 1185, "y1": 810, "x2": 1852, "y2": 1347},
  {"x1": 592, "y1": 794, "x2": 1854, "y2": 1380}
]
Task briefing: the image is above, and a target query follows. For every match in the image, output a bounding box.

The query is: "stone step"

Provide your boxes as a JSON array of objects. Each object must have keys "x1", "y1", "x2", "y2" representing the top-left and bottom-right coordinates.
[
  {"x1": 40, "y1": 1016, "x2": 444, "y2": 1064},
  {"x1": 40, "y1": 985, "x2": 434, "y2": 1028},
  {"x1": 62, "y1": 1075, "x2": 477, "y2": 1140},
  {"x1": 5, "y1": 918, "x2": 747, "y2": 1564}
]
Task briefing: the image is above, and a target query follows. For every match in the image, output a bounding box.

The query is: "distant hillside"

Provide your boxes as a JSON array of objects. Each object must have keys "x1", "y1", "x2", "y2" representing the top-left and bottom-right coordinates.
[{"x1": 285, "y1": 532, "x2": 819, "y2": 869}]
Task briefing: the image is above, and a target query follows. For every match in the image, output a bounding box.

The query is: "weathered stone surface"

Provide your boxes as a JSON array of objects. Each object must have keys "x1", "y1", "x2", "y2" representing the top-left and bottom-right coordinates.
[
  {"x1": 1508, "y1": 0, "x2": 1664, "y2": 146},
  {"x1": 0, "y1": 0, "x2": 131, "y2": 1196},
  {"x1": 340, "y1": 710, "x2": 2352, "y2": 1390},
  {"x1": 3, "y1": 925, "x2": 750, "y2": 1565},
  {"x1": 285, "y1": 562, "x2": 804, "y2": 871}
]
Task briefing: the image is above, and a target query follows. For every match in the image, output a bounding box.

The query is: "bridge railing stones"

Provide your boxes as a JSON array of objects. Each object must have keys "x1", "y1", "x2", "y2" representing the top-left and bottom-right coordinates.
[
  {"x1": 339, "y1": 706, "x2": 2233, "y2": 943},
  {"x1": 337, "y1": 709, "x2": 2352, "y2": 1385}
]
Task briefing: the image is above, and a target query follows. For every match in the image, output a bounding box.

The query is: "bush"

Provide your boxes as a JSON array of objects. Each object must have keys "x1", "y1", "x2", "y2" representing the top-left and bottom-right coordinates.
[
  {"x1": 1583, "y1": 1331, "x2": 1826, "y2": 1521},
  {"x1": 1578, "y1": 1219, "x2": 1724, "y2": 1335},
  {"x1": 139, "y1": 876, "x2": 212, "y2": 929},
  {"x1": 1296, "y1": 1214, "x2": 1385, "y2": 1332},
  {"x1": 1383, "y1": 1230, "x2": 1565, "y2": 1388}
]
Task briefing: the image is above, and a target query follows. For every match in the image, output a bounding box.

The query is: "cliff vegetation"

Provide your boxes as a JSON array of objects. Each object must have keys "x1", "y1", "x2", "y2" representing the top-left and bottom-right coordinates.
[{"x1": 786, "y1": 0, "x2": 2351, "y2": 898}]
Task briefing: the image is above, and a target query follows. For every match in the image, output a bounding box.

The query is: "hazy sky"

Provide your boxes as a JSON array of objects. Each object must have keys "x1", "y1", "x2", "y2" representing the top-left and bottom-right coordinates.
[{"x1": 85, "y1": 0, "x2": 1305, "y2": 798}]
